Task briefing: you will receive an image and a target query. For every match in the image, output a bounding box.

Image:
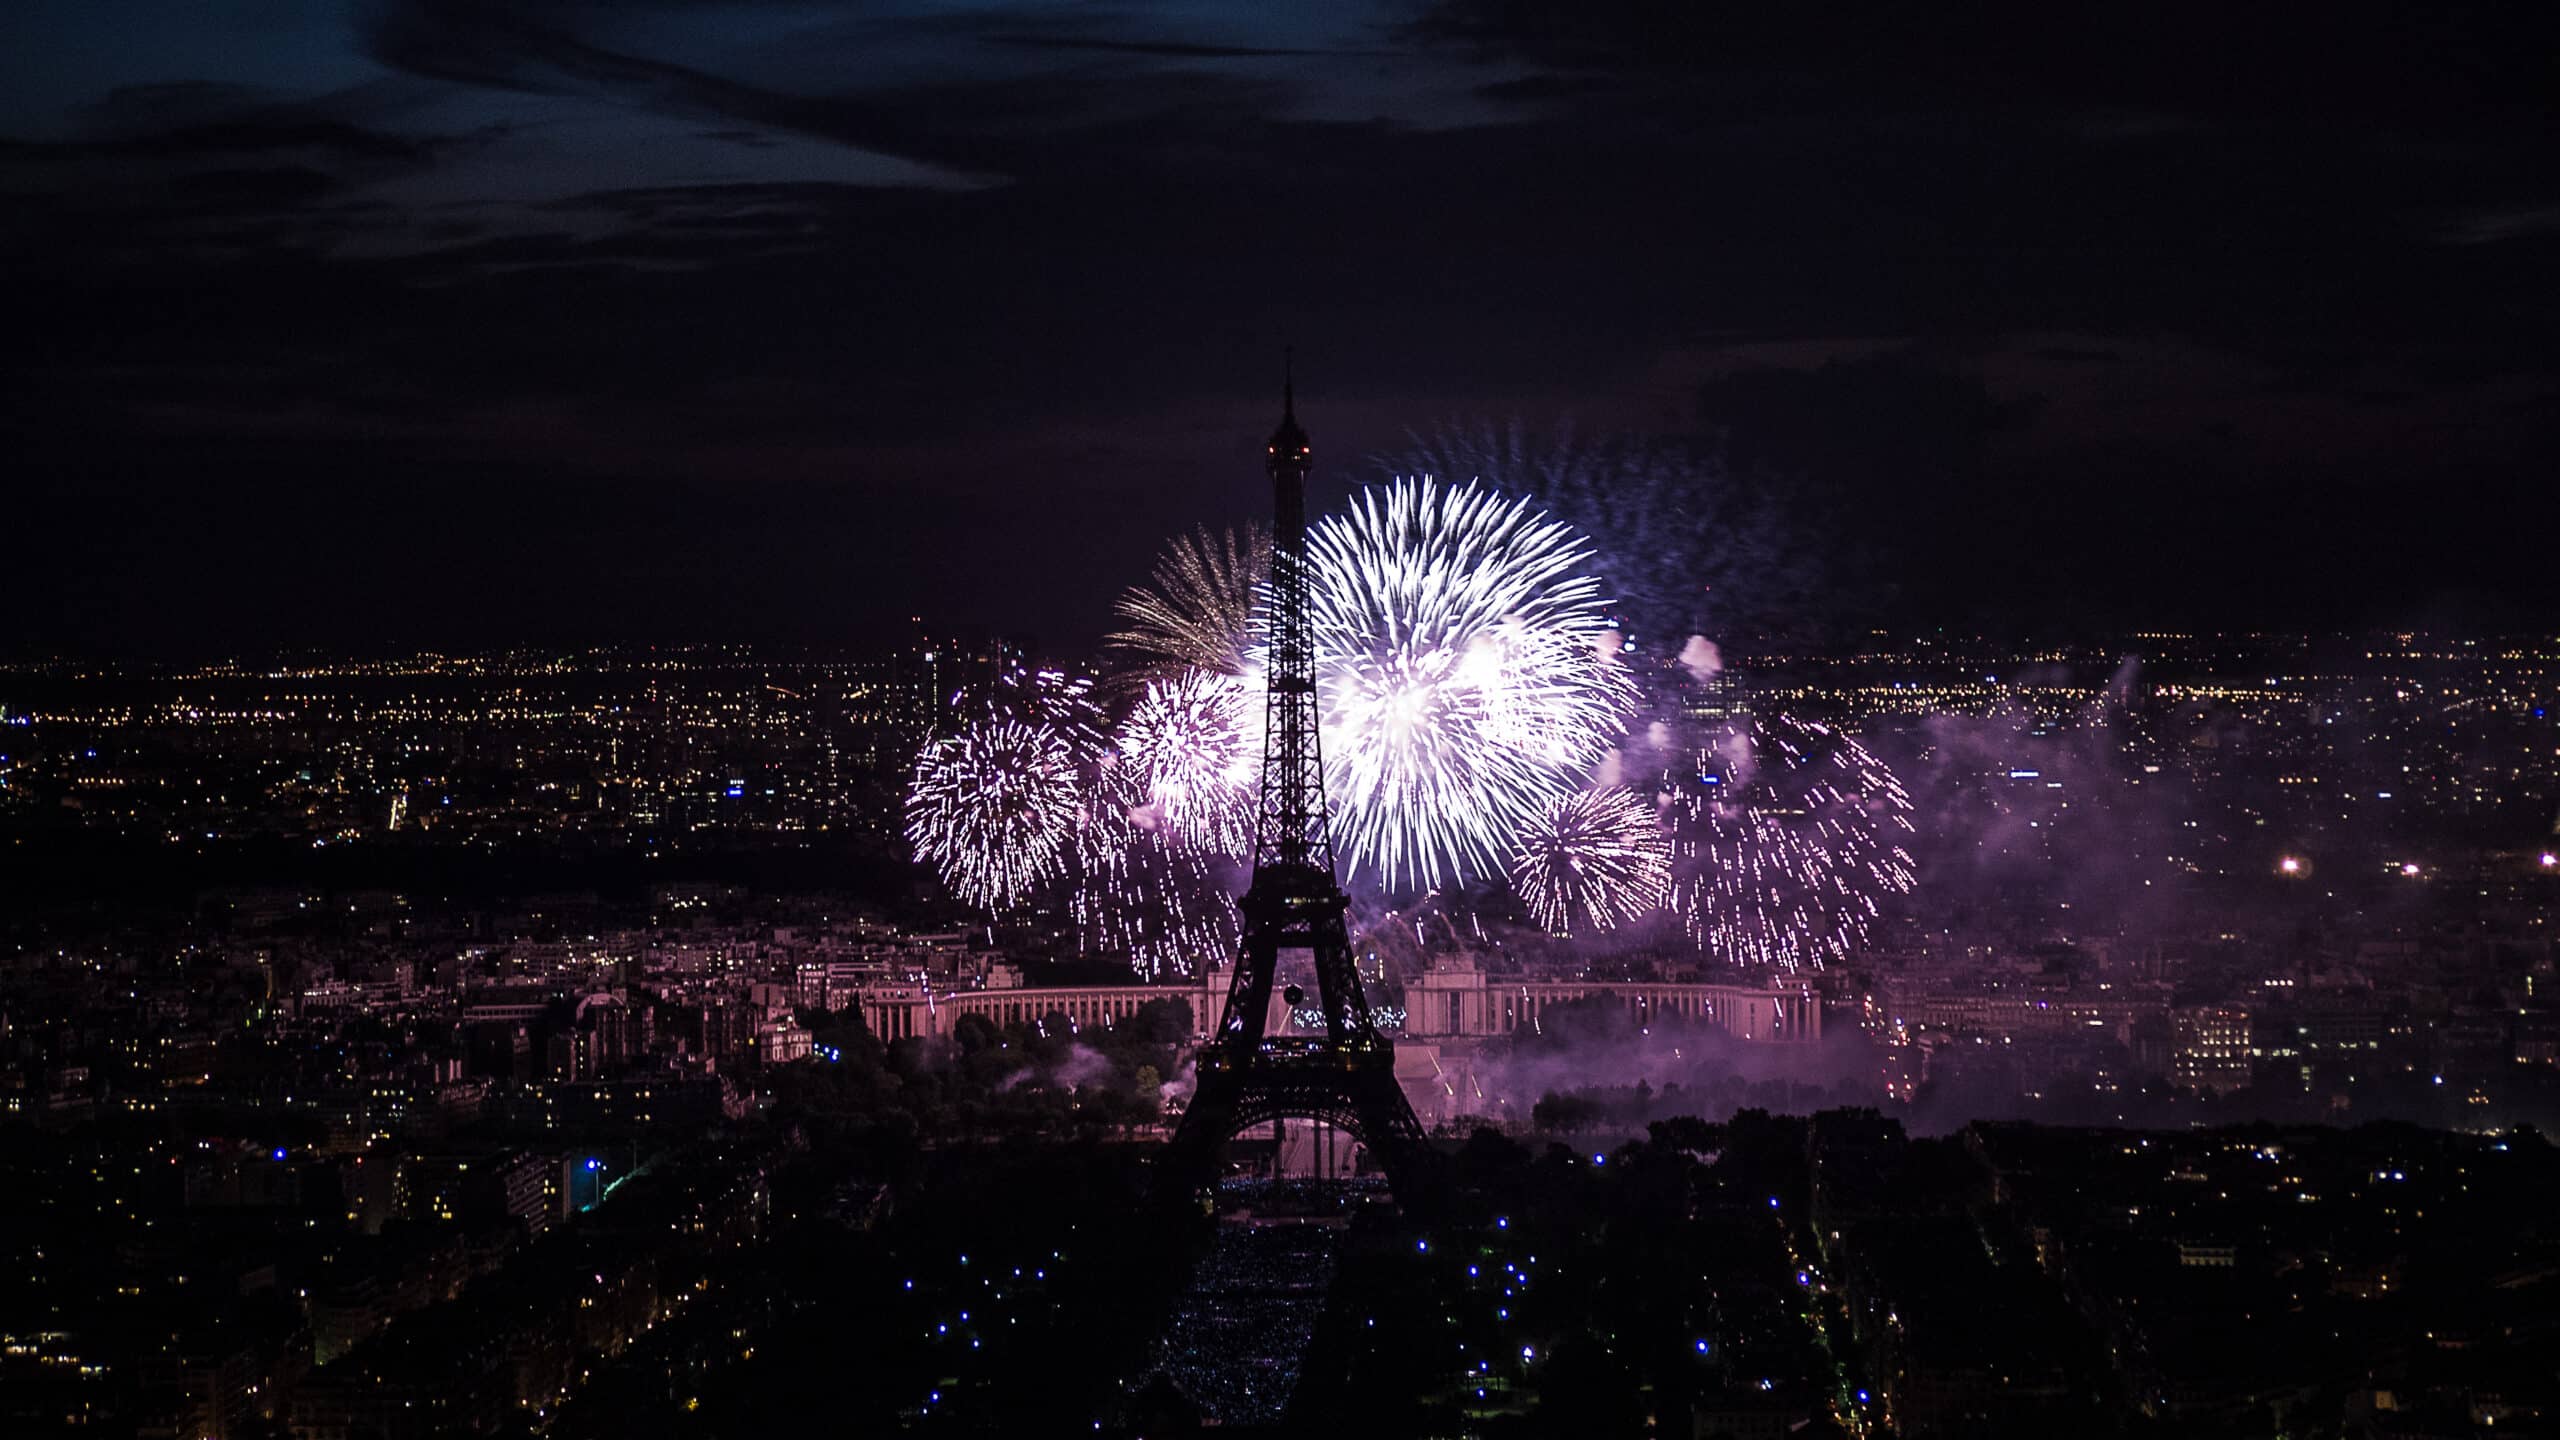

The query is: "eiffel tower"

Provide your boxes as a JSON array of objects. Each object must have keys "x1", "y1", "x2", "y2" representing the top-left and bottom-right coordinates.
[{"x1": 1163, "y1": 368, "x2": 1433, "y2": 1206}]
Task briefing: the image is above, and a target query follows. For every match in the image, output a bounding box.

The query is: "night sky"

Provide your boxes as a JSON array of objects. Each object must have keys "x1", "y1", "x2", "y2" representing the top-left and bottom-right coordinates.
[{"x1": 6, "y1": 1, "x2": 2556, "y2": 656}]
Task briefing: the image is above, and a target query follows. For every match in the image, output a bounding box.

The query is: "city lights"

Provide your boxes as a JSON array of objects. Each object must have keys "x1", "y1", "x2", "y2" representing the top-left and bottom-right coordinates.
[{"x1": 11, "y1": 6, "x2": 2555, "y2": 1434}]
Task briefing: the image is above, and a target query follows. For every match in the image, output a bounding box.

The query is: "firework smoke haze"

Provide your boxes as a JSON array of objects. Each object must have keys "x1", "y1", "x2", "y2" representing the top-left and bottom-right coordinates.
[
  {"x1": 1680, "y1": 635, "x2": 1723, "y2": 684},
  {"x1": 1390, "y1": 423, "x2": 1823, "y2": 650}
]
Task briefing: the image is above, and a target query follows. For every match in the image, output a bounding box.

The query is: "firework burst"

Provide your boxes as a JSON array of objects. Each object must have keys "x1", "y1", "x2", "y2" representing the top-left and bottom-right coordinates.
[
  {"x1": 906, "y1": 715, "x2": 1083, "y2": 909},
  {"x1": 1508, "y1": 787, "x2": 1672, "y2": 936},
  {"x1": 1069, "y1": 764, "x2": 1241, "y2": 981},
  {"x1": 1661, "y1": 713, "x2": 1916, "y2": 972},
  {"x1": 1106, "y1": 525, "x2": 1269, "y2": 682},
  {"x1": 1304, "y1": 477, "x2": 1638, "y2": 890},
  {"x1": 1115, "y1": 668, "x2": 1259, "y2": 858}
]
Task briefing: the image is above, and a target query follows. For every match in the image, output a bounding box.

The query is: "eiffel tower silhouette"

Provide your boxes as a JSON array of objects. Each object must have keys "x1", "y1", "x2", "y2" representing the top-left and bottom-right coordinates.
[{"x1": 1163, "y1": 365, "x2": 1433, "y2": 1205}]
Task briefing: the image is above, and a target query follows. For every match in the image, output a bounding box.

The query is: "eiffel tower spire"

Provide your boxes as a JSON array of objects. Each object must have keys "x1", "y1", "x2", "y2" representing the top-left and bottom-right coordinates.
[{"x1": 1249, "y1": 358, "x2": 1333, "y2": 898}]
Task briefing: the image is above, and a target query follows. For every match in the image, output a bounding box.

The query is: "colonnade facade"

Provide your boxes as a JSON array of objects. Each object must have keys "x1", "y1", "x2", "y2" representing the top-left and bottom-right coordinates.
[
  {"x1": 1404, "y1": 958, "x2": 1818, "y2": 1042},
  {"x1": 854, "y1": 959, "x2": 1817, "y2": 1046}
]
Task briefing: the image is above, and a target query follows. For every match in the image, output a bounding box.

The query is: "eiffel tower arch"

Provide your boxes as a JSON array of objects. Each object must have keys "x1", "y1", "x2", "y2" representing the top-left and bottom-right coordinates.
[{"x1": 1162, "y1": 367, "x2": 1434, "y2": 1208}]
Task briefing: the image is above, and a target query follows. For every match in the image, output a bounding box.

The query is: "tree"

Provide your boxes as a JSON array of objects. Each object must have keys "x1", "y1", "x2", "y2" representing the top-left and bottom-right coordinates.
[
  {"x1": 1534, "y1": 1333, "x2": 1646, "y2": 1438},
  {"x1": 1455, "y1": 1126, "x2": 1532, "y2": 1192},
  {"x1": 1531, "y1": 1091, "x2": 1604, "y2": 1136},
  {"x1": 1647, "y1": 1114, "x2": 1726, "y2": 1157},
  {"x1": 952, "y1": 1012, "x2": 1004, "y2": 1056},
  {"x1": 1125, "y1": 997, "x2": 1194, "y2": 1047}
]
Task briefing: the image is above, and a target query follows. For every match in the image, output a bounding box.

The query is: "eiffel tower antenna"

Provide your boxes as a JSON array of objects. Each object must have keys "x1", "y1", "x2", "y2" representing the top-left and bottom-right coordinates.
[{"x1": 1163, "y1": 366, "x2": 1434, "y2": 1208}]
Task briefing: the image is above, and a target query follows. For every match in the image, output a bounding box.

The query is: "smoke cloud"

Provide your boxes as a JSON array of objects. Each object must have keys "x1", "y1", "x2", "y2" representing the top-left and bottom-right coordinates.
[{"x1": 1679, "y1": 635, "x2": 1723, "y2": 684}]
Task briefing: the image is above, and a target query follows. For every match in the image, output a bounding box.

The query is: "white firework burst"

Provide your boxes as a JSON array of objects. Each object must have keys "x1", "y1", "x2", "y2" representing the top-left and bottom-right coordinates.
[
  {"x1": 1115, "y1": 668, "x2": 1260, "y2": 858},
  {"x1": 1304, "y1": 477, "x2": 1638, "y2": 890},
  {"x1": 1508, "y1": 787, "x2": 1672, "y2": 936},
  {"x1": 1662, "y1": 714, "x2": 1916, "y2": 972},
  {"x1": 905, "y1": 715, "x2": 1083, "y2": 910}
]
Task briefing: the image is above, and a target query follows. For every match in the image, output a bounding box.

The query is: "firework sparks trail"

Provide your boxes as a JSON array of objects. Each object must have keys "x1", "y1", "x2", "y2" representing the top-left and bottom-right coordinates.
[
  {"x1": 1070, "y1": 764, "x2": 1241, "y2": 981},
  {"x1": 1509, "y1": 787, "x2": 1673, "y2": 936},
  {"x1": 1106, "y1": 525, "x2": 1269, "y2": 682},
  {"x1": 906, "y1": 714, "x2": 1083, "y2": 910},
  {"x1": 987, "y1": 668, "x2": 1108, "y2": 759},
  {"x1": 1662, "y1": 715, "x2": 1916, "y2": 972},
  {"x1": 1114, "y1": 669, "x2": 1260, "y2": 858},
  {"x1": 1301, "y1": 477, "x2": 1638, "y2": 890}
]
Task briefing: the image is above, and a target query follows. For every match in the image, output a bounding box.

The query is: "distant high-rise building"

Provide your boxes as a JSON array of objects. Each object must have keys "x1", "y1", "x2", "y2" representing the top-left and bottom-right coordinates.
[
  {"x1": 2171, "y1": 1006, "x2": 2252, "y2": 1093},
  {"x1": 892, "y1": 619, "x2": 1030, "y2": 738}
]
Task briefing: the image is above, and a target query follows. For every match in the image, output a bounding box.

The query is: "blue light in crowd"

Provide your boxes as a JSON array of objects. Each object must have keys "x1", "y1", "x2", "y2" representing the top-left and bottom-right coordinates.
[{"x1": 272, "y1": 1147, "x2": 288, "y2": 1161}]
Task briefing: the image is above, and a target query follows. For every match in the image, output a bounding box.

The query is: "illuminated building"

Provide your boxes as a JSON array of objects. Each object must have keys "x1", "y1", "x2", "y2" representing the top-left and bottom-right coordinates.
[{"x1": 2170, "y1": 1006, "x2": 2253, "y2": 1094}]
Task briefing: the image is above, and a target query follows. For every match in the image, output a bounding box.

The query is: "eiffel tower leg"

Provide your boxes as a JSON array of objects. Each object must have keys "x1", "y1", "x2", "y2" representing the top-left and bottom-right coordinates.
[
  {"x1": 1345, "y1": 1065, "x2": 1437, "y2": 1208},
  {"x1": 1160, "y1": 1054, "x2": 1440, "y2": 1211}
]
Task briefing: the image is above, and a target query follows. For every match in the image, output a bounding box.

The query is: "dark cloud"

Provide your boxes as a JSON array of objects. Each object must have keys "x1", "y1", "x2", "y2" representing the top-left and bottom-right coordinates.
[
  {"x1": 1404, "y1": 0, "x2": 2559, "y2": 129},
  {"x1": 2, "y1": 1, "x2": 2555, "y2": 655},
  {"x1": 975, "y1": 34, "x2": 1369, "y2": 61}
]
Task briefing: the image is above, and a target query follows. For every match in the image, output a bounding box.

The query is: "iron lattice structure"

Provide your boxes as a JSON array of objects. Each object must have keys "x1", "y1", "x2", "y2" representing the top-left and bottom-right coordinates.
[{"x1": 1164, "y1": 377, "x2": 1432, "y2": 1205}]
